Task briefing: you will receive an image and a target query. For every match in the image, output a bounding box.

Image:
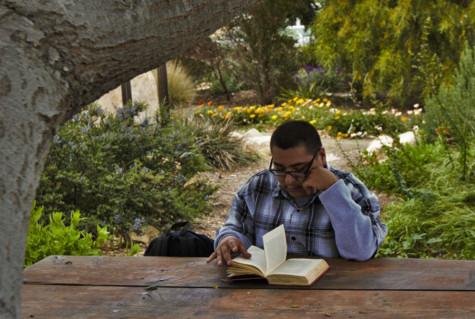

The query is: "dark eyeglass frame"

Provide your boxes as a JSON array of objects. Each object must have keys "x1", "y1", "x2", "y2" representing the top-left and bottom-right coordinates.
[{"x1": 268, "y1": 149, "x2": 320, "y2": 180}]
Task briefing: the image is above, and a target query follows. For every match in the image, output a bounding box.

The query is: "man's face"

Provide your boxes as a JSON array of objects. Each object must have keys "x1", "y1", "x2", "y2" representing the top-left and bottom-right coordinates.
[{"x1": 270, "y1": 145, "x2": 322, "y2": 198}]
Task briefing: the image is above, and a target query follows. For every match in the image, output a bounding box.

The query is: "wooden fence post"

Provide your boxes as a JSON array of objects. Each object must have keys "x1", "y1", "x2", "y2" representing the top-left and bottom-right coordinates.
[
  {"x1": 157, "y1": 64, "x2": 170, "y2": 126},
  {"x1": 121, "y1": 81, "x2": 133, "y2": 105}
]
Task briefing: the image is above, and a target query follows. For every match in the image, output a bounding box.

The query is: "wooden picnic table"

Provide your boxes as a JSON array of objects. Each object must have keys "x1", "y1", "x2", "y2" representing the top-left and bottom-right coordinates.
[{"x1": 22, "y1": 256, "x2": 475, "y2": 318}]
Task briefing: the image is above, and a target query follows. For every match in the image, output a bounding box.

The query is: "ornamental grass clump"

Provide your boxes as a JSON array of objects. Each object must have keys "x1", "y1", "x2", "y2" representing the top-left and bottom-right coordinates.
[
  {"x1": 154, "y1": 61, "x2": 196, "y2": 108},
  {"x1": 185, "y1": 115, "x2": 258, "y2": 170}
]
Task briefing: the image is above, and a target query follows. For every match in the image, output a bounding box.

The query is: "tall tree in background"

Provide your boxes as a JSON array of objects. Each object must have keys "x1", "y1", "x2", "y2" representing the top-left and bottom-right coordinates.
[
  {"x1": 216, "y1": 0, "x2": 317, "y2": 104},
  {"x1": 312, "y1": 0, "x2": 475, "y2": 107}
]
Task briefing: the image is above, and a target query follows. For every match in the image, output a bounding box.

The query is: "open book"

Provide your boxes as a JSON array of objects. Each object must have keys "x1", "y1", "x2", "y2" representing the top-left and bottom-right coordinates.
[{"x1": 226, "y1": 225, "x2": 329, "y2": 286}]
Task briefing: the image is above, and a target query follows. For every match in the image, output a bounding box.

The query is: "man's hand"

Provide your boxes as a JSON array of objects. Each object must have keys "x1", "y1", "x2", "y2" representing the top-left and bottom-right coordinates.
[
  {"x1": 206, "y1": 236, "x2": 251, "y2": 266},
  {"x1": 302, "y1": 153, "x2": 338, "y2": 195}
]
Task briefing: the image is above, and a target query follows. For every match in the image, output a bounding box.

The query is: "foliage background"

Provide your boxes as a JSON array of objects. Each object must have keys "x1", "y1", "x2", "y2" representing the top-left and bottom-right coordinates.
[
  {"x1": 35, "y1": 103, "x2": 216, "y2": 237},
  {"x1": 311, "y1": 0, "x2": 475, "y2": 107}
]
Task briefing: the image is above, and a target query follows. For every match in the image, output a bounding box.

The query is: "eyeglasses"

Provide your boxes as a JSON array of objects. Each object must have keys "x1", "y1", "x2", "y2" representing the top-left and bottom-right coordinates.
[{"x1": 269, "y1": 150, "x2": 319, "y2": 180}]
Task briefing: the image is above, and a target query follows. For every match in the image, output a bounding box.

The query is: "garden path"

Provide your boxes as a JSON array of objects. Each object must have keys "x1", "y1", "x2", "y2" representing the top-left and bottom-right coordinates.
[{"x1": 194, "y1": 132, "x2": 374, "y2": 238}]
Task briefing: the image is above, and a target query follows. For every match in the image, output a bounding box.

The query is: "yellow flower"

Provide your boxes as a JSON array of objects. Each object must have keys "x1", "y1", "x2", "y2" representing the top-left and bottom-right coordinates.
[
  {"x1": 271, "y1": 115, "x2": 278, "y2": 121},
  {"x1": 310, "y1": 119, "x2": 317, "y2": 125},
  {"x1": 400, "y1": 115, "x2": 409, "y2": 122},
  {"x1": 325, "y1": 125, "x2": 332, "y2": 131},
  {"x1": 207, "y1": 110, "x2": 214, "y2": 115},
  {"x1": 336, "y1": 132, "x2": 349, "y2": 140},
  {"x1": 255, "y1": 107, "x2": 266, "y2": 114},
  {"x1": 250, "y1": 114, "x2": 256, "y2": 119},
  {"x1": 217, "y1": 105, "x2": 225, "y2": 111}
]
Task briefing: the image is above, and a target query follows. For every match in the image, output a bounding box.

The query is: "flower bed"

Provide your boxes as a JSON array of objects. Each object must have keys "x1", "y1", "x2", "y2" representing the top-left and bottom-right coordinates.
[{"x1": 196, "y1": 97, "x2": 422, "y2": 138}]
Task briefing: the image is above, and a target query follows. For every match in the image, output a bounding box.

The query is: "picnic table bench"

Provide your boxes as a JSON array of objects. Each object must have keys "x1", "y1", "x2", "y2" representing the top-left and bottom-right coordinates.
[{"x1": 22, "y1": 256, "x2": 475, "y2": 318}]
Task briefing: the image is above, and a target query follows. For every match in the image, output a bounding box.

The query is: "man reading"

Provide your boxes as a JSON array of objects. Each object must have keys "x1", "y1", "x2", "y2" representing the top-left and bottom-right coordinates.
[{"x1": 207, "y1": 120, "x2": 387, "y2": 266}]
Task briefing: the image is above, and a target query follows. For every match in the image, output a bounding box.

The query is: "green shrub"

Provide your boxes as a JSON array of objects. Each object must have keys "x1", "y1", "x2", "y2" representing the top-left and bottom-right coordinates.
[
  {"x1": 25, "y1": 204, "x2": 109, "y2": 266},
  {"x1": 207, "y1": 71, "x2": 247, "y2": 98},
  {"x1": 424, "y1": 44, "x2": 475, "y2": 180},
  {"x1": 355, "y1": 142, "x2": 444, "y2": 195},
  {"x1": 279, "y1": 66, "x2": 349, "y2": 100},
  {"x1": 312, "y1": 1, "x2": 475, "y2": 107},
  {"x1": 36, "y1": 103, "x2": 215, "y2": 236},
  {"x1": 355, "y1": 140, "x2": 475, "y2": 259},
  {"x1": 378, "y1": 190, "x2": 475, "y2": 259}
]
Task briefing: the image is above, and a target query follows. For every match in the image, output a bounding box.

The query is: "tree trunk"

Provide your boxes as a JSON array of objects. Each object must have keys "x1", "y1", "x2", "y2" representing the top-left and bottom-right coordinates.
[{"x1": 0, "y1": 1, "x2": 256, "y2": 318}]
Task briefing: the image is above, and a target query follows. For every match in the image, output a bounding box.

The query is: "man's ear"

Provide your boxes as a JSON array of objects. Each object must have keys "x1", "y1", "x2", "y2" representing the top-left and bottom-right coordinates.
[{"x1": 319, "y1": 147, "x2": 328, "y2": 167}]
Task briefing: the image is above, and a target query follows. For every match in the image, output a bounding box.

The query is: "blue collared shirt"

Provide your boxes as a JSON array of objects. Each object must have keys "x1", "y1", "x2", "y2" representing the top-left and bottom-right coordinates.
[{"x1": 214, "y1": 167, "x2": 387, "y2": 261}]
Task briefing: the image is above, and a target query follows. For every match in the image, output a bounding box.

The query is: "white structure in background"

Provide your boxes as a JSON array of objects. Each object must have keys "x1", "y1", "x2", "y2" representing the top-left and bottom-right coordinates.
[{"x1": 287, "y1": 18, "x2": 312, "y2": 46}]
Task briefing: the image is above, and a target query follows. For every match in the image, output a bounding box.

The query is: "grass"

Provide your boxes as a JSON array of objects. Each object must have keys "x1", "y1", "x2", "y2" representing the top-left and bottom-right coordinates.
[{"x1": 354, "y1": 139, "x2": 475, "y2": 259}]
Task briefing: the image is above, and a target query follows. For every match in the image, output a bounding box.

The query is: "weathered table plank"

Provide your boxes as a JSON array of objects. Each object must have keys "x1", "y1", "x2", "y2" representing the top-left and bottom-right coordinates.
[
  {"x1": 23, "y1": 256, "x2": 475, "y2": 290},
  {"x1": 21, "y1": 285, "x2": 475, "y2": 319}
]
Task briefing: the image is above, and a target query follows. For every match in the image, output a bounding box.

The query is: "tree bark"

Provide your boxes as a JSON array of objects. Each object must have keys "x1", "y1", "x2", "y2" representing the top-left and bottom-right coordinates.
[{"x1": 0, "y1": 1, "x2": 256, "y2": 317}]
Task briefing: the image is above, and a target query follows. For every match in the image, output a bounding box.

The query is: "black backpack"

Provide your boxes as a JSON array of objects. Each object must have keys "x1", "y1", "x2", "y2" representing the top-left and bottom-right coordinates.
[{"x1": 144, "y1": 221, "x2": 215, "y2": 257}]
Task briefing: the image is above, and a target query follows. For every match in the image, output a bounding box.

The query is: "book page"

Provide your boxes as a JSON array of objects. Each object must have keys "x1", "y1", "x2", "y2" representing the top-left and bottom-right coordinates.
[
  {"x1": 270, "y1": 258, "x2": 324, "y2": 276},
  {"x1": 231, "y1": 245, "x2": 267, "y2": 276},
  {"x1": 263, "y1": 224, "x2": 287, "y2": 275}
]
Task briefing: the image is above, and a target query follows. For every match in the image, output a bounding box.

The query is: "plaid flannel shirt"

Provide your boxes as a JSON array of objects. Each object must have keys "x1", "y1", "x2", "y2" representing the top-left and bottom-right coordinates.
[{"x1": 215, "y1": 167, "x2": 387, "y2": 261}]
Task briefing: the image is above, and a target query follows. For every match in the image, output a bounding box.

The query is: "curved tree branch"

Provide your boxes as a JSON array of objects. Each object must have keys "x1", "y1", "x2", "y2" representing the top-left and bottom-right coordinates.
[{"x1": 0, "y1": 1, "x2": 257, "y2": 317}]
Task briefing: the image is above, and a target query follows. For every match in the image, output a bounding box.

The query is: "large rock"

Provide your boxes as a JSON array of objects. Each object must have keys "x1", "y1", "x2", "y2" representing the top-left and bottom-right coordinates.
[{"x1": 366, "y1": 131, "x2": 417, "y2": 154}]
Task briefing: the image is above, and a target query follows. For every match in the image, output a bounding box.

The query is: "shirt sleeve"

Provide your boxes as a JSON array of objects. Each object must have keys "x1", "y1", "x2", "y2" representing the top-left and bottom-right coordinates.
[
  {"x1": 214, "y1": 188, "x2": 255, "y2": 250},
  {"x1": 318, "y1": 174, "x2": 387, "y2": 261}
]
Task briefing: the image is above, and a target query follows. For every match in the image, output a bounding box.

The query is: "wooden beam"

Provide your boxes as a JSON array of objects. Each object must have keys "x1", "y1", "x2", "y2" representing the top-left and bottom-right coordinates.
[
  {"x1": 157, "y1": 64, "x2": 170, "y2": 125},
  {"x1": 121, "y1": 81, "x2": 132, "y2": 105}
]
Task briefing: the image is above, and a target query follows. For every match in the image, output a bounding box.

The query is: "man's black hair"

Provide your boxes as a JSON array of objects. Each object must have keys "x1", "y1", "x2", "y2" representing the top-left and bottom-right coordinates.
[{"x1": 270, "y1": 120, "x2": 322, "y2": 154}]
